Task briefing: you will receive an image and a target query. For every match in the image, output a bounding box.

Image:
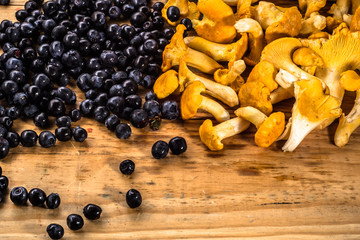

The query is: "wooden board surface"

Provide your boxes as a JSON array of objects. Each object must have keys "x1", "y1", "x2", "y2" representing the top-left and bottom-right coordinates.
[{"x1": 2, "y1": 0, "x2": 360, "y2": 239}]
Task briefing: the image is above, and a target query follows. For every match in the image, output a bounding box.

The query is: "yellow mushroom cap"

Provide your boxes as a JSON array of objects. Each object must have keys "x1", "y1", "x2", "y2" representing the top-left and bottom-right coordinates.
[
  {"x1": 199, "y1": 119, "x2": 224, "y2": 150},
  {"x1": 255, "y1": 112, "x2": 285, "y2": 147},
  {"x1": 161, "y1": 25, "x2": 188, "y2": 72},
  {"x1": 247, "y1": 61, "x2": 278, "y2": 92},
  {"x1": 153, "y1": 70, "x2": 179, "y2": 99},
  {"x1": 350, "y1": 6, "x2": 360, "y2": 32},
  {"x1": 292, "y1": 47, "x2": 324, "y2": 67},
  {"x1": 238, "y1": 81, "x2": 273, "y2": 116},
  {"x1": 265, "y1": 7, "x2": 302, "y2": 43},
  {"x1": 180, "y1": 81, "x2": 206, "y2": 119},
  {"x1": 340, "y1": 70, "x2": 360, "y2": 91}
]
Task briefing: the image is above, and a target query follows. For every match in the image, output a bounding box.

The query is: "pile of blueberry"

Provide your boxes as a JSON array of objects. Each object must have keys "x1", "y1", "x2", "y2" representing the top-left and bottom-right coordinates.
[{"x1": 0, "y1": 0, "x2": 182, "y2": 160}]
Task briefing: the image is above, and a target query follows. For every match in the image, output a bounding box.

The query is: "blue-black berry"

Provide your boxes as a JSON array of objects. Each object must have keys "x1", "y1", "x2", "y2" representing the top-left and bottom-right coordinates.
[
  {"x1": 169, "y1": 137, "x2": 187, "y2": 155},
  {"x1": 10, "y1": 186, "x2": 28, "y2": 205},
  {"x1": 151, "y1": 140, "x2": 169, "y2": 159},
  {"x1": 66, "y1": 214, "x2": 84, "y2": 230},
  {"x1": 126, "y1": 189, "x2": 142, "y2": 208},
  {"x1": 119, "y1": 159, "x2": 135, "y2": 175},
  {"x1": 83, "y1": 204, "x2": 102, "y2": 220},
  {"x1": 28, "y1": 188, "x2": 46, "y2": 207},
  {"x1": 46, "y1": 223, "x2": 64, "y2": 239},
  {"x1": 46, "y1": 193, "x2": 61, "y2": 209}
]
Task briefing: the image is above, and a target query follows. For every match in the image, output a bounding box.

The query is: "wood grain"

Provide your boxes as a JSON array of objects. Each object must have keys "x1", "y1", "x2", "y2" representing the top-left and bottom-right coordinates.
[{"x1": 1, "y1": 1, "x2": 360, "y2": 239}]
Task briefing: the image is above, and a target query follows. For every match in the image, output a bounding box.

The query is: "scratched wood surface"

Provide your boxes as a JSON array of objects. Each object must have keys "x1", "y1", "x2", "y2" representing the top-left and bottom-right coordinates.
[{"x1": 2, "y1": 0, "x2": 360, "y2": 239}]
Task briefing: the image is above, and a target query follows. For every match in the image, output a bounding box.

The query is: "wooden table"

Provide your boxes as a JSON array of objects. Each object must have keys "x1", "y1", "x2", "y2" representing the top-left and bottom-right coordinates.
[{"x1": 1, "y1": 0, "x2": 360, "y2": 239}]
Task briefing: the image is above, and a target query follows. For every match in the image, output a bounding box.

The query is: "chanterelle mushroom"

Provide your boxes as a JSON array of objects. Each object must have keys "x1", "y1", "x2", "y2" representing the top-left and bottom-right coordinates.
[
  {"x1": 192, "y1": 0, "x2": 237, "y2": 43},
  {"x1": 350, "y1": 6, "x2": 360, "y2": 31},
  {"x1": 181, "y1": 81, "x2": 230, "y2": 122},
  {"x1": 300, "y1": 12, "x2": 327, "y2": 36},
  {"x1": 235, "y1": 106, "x2": 285, "y2": 147},
  {"x1": 282, "y1": 78, "x2": 342, "y2": 152},
  {"x1": 253, "y1": 1, "x2": 284, "y2": 29},
  {"x1": 298, "y1": 0, "x2": 327, "y2": 18},
  {"x1": 238, "y1": 81, "x2": 273, "y2": 116},
  {"x1": 153, "y1": 70, "x2": 180, "y2": 99},
  {"x1": 300, "y1": 23, "x2": 360, "y2": 101},
  {"x1": 246, "y1": 61, "x2": 278, "y2": 92},
  {"x1": 184, "y1": 34, "x2": 248, "y2": 68},
  {"x1": 334, "y1": 70, "x2": 360, "y2": 147},
  {"x1": 161, "y1": 25, "x2": 223, "y2": 74},
  {"x1": 234, "y1": 18, "x2": 265, "y2": 65},
  {"x1": 199, "y1": 117, "x2": 250, "y2": 151},
  {"x1": 213, "y1": 60, "x2": 246, "y2": 86},
  {"x1": 265, "y1": 7, "x2": 302, "y2": 43},
  {"x1": 179, "y1": 60, "x2": 239, "y2": 107}
]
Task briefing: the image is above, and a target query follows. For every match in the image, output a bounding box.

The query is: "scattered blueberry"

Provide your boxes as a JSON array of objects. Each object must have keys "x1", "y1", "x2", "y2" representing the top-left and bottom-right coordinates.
[
  {"x1": 67, "y1": 214, "x2": 84, "y2": 231},
  {"x1": 169, "y1": 137, "x2": 187, "y2": 155},
  {"x1": 151, "y1": 140, "x2": 169, "y2": 159},
  {"x1": 72, "y1": 126, "x2": 87, "y2": 142},
  {"x1": 46, "y1": 223, "x2": 64, "y2": 240},
  {"x1": 119, "y1": 159, "x2": 135, "y2": 175},
  {"x1": 115, "y1": 123, "x2": 131, "y2": 139},
  {"x1": 10, "y1": 186, "x2": 28, "y2": 205},
  {"x1": 0, "y1": 175, "x2": 9, "y2": 192},
  {"x1": 83, "y1": 204, "x2": 102, "y2": 220},
  {"x1": 39, "y1": 131, "x2": 56, "y2": 148},
  {"x1": 28, "y1": 188, "x2": 46, "y2": 207},
  {"x1": 46, "y1": 193, "x2": 61, "y2": 209},
  {"x1": 126, "y1": 189, "x2": 142, "y2": 208}
]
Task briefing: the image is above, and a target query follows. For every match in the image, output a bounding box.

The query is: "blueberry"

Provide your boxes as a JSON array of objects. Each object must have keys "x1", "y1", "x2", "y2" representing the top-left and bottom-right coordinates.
[
  {"x1": 161, "y1": 101, "x2": 179, "y2": 120},
  {"x1": 143, "y1": 39, "x2": 158, "y2": 54},
  {"x1": 10, "y1": 186, "x2": 28, "y2": 205},
  {"x1": 93, "y1": 106, "x2": 110, "y2": 123},
  {"x1": 80, "y1": 99, "x2": 96, "y2": 116},
  {"x1": 125, "y1": 94, "x2": 142, "y2": 109},
  {"x1": 57, "y1": 87, "x2": 76, "y2": 104},
  {"x1": 2, "y1": 80, "x2": 19, "y2": 95},
  {"x1": 169, "y1": 137, "x2": 187, "y2": 155},
  {"x1": 130, "y1": 12, "x2": 147, "y2": 28},
  {"x1": 108, "y1": 6, "x2": 121, "y2": 19},
  {"x1": 108, "y1": 84, "x2": 124, "y2": 97},
  {"x1": 94, "y1": 93, "x2": 108, "y2": 106},
  {"x1": 39, "y1": 131, "x2": 56, "y2": 148},
  {"x1": 105, "y1": 114, "x2": 120, "y2": 131},
  {"x1": 24, "y1": 104, "x2": 39, "y2": 118},
  {"x1": 13, "y1": 92, "x2": 28, "y2": 106},
  {"x1": 0, "y1": 175, "x2": 9, "y2": 191},
  {"x1": 115, "y1": 123, "x2": 131, "y2": 139},
  {"x1": 119, "y1": 107, "x2": 133, "y2": 120},
  {"x1": 83, "y1": 204, "x2": 102, "y2": 220},
  {"x1": 69, "y1": 109, "x2": 81, "y2": 122},
  {"x1": 67, "y1": 214, "x2": 84, "y2": 231},
  {"x1": 49, "y1": 41, "x2": 64, "y2": 58},
  {"x1": 126, "y1": 189, "x2": 142, "y2": 208},
  {"x1": 47, "y1": 99, "x2": 65, "y2": 117},
  {"x1": 6, "y1": 131, "x2": 19, "y2": 148},
  {"x1": 143, "y1": 100, "x2": 160, "y2": 118},
  {"x1": 152, "y1": 2, "x2": 164, "y2": 11},
  {"x1": 130, "y1": 109, "x2": 148, "y2": 128},
  {"x1": 29, "y1": 188, "x2": 46, "y2": 207},
  {"x1": 33, "y1": 112, "x2": 48, "y2": 128},
  {"x1": 56, "y1": 116, "x2": 71, "y2": 128},
  {"x1": 73, "y1": 126, "x2": 87, "y2": 142},
  {"x1": 152, "y1": 140, "x2": 169, "y2": 159},
  {"x1": 33, "y1": 73, "x2": 50, "y2": 89},
  {"x1": 106, "y1": 96, "x2": 125, "y2": 114},
  {"x1": 85, "y1": 89, "x2": 98, "y2": 100},
  {"x1": 100, "y1": 50, "x2": 118, "y2": 67},
  {"x1": 0, "y1": 127, "x2": 7, "y2": 138},
  {"x1": 55, "y1": 127, "x2": 72, "y2": 141},
  {"x1": 46, "y1": 223, "x2": 64, "y2": 239},
  {"x1": 180, "y1": 18, "x2": 192, "y2": 31},
  {"x1": 145, "y1": 91, "x2": 157, "y2": 101},
  {"x1": 119, "y1": 159, "x2": 135, "y2": 175},
  {"x1": 0, "y1": 116, "x2": 13, "y2": 129},
  {"x1": 121, "y1": 79, "x2": 138, "y2": 96},
  {"x1": 46, "y1": 193, "x2": 61, "y2": 209},
  {"x1": 20, "y1": 130, "x2": 38, "y2": 147}
]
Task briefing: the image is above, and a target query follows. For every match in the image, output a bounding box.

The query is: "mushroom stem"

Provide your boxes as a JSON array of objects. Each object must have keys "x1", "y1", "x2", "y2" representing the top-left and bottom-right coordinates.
[
  {"x1": 184, "y1": 34, "x2": 248, "y2": 67},
  {"x1": 214, "y1": 117, "x2": 251, "y2": 139},
  {"x1": 270, "y1": 87, "x2": 293, "y2": 104},
  {"x1": 235, "y1": 106, "x2": 267, "y2": 128},
  {"x1": 234, "y1": 18, "x2": 264, "y2": 65},
  {"x1": 184, "y1": 48, "x2": 223, "y2": 74},
  {"x1": 334, "y1": 91, "x2": 360, "y2": 147},
  {"x1": 199, "y1": 97, "x2": 230, "y2": 122},
  {"x1": 179, "y1": 61, "x2": 239, "y2": 107}
]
